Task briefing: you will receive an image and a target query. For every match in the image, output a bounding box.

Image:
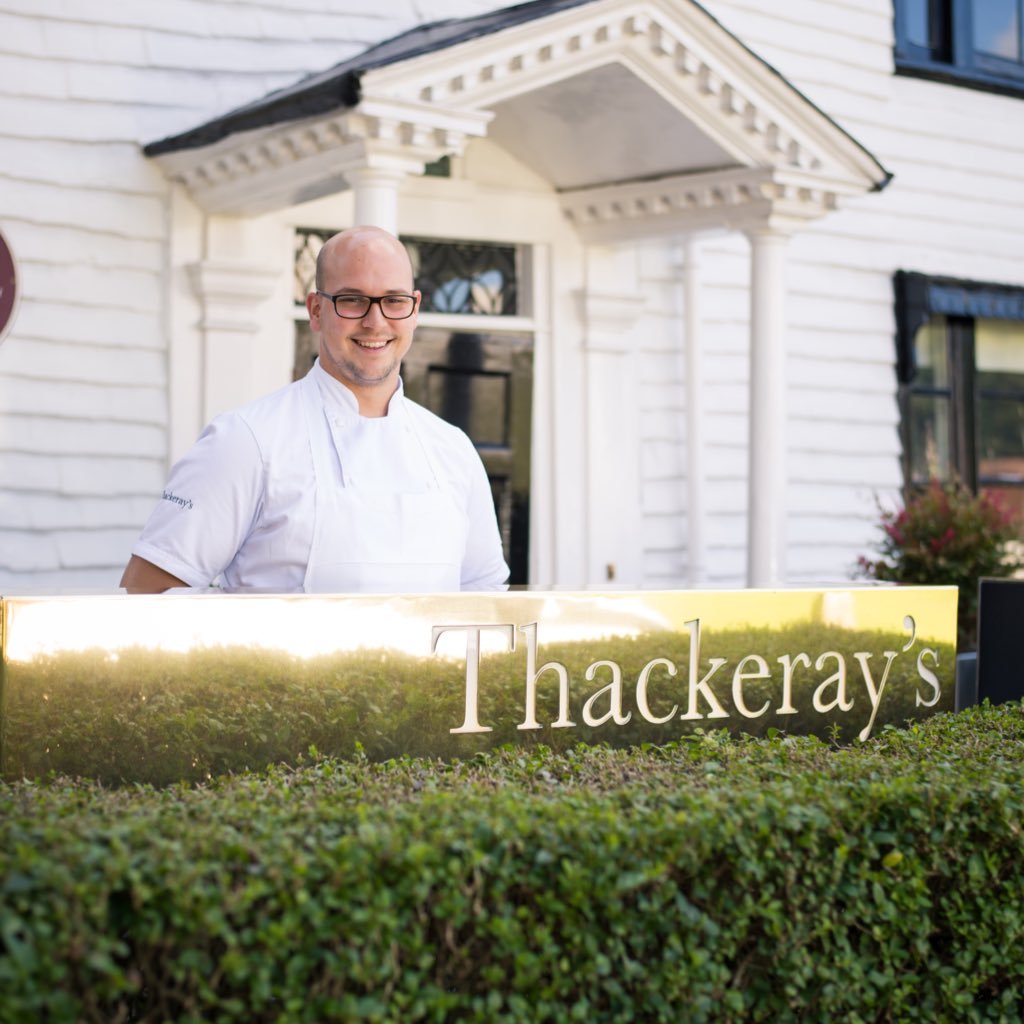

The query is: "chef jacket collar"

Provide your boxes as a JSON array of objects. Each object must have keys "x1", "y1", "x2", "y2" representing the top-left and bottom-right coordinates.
[{"x1": 311, "y1": 357, "x2": 405, "y2": 418}]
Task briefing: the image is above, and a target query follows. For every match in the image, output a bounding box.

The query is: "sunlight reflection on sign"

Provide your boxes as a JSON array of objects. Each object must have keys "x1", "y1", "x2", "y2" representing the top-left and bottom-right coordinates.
[{"x1": 4, "y1": 592, "x2": 681, "y2": 664}]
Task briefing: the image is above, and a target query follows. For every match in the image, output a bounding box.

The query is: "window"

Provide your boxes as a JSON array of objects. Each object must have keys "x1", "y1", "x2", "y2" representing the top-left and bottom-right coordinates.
[
  {"x1": 403, "y1": 238, "x2": 522, "y2": 316},
  {"x1": 291, "y1": 230, "x2": 526, "y2": 378},
  {"x1": 894, "y1": 0, "x2": 1024, "y2": 95},
  {"x1": 896, "y1": 272, "x2": 1024, "y2": 523}
]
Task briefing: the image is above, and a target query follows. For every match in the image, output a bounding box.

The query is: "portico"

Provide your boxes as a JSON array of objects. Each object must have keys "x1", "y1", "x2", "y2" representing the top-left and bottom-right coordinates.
[{"x1": 145, "y1": 0, "x2": 890, "y2": 589}]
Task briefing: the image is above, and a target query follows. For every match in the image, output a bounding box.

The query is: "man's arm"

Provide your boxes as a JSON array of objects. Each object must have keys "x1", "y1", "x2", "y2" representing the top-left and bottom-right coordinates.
[
  {"x1": 120, "y1": 555, "x2": 188, "y2": 594},
  {"x1": 124, "y1": 410, "x2": 265, "y2": 592},
  {"x1": 460, "y1": 442, "x2": 511, "y2": 591}
]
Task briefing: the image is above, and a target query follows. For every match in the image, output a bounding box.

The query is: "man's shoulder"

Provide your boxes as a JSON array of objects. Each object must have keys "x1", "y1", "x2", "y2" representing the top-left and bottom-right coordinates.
[
  {"x1": 229, "y1": 377, "x2": 307, "y2": 433},
  {"x1": 191, "y1": 378, "x2": 308, "y2": 465},
  {"x1": 401, "y1": 396, "x2": 473, "y2": 449}
]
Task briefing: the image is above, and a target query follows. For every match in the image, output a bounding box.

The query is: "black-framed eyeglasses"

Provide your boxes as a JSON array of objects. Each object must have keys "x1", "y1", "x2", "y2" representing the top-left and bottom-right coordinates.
[{"x1": 316, "y1": 291, "x2": 418, "y2": 320}]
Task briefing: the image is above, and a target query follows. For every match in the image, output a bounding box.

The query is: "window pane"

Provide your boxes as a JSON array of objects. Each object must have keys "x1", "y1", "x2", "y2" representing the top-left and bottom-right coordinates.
[
  {"x1": 904, "y1": 0, "x2": 931, "y2": 47},
  {"x1": 908, "y1": 317, "x2": 951, "y2": 484},
  {"x1": 913, "y1": 316, "x2": 949, "y2": 387},
  {"x1": 294, "y1": 227, "x2": 333, "y2": 305},
  {"x1": 404, "y1": 238, "x2": 520, "y2": 316},
  {"x1": 976, "y1": 318, "x2": 1024, "y2": 374},
  {"x1": 899, "y1": 0, "x2": 952, "y2": 59},
  {"x1": 293, "y1": 320, "x2": 318, "y2": 382},
  {"x1": 909, "y1": 393, "x2": 953, "y2": 482},
  {"x1": 976, "y1": 319, "x2": 1024, "y2": 484},
  {"x1": 973, "y1": 0, "x2": 1021, "y2": 59},
  {"x1": 426, "y1": 368, "x2": 509, "y2": 446}
]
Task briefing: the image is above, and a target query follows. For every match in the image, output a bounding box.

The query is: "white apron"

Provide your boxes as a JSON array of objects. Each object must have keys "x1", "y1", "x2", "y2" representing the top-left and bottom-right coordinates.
[{"x1": 299, "y1": 372, "x2": 465, "y2": 593}]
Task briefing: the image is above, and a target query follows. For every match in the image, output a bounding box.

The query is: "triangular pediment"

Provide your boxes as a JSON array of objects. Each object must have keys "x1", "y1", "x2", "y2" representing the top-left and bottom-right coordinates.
[{"x1": 147, "y1": 0, "x2": 889, "y2": 233}]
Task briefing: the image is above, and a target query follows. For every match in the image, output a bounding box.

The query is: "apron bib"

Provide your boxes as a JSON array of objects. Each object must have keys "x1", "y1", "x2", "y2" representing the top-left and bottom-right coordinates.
[{"x1": 299, "y1": 372, "x2": 465, "y2": 593}]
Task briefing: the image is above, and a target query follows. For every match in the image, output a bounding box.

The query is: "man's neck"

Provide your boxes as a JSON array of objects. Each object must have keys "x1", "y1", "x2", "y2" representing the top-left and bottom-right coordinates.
[
  {"x1": 352, "y1": 383, "x2": 395, "y2": 418},
  {"x1": 314, "y1": 354, "x2": 400, "y2": 417},
  {"x1": 338, "y1": 373, "x2": 399, "y2": 418}
]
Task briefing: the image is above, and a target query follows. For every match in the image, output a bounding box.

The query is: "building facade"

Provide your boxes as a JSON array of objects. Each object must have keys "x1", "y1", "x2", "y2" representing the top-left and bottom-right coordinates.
[{"x1": 1, "y1": 0, "x2": 1022, "y2": 592}]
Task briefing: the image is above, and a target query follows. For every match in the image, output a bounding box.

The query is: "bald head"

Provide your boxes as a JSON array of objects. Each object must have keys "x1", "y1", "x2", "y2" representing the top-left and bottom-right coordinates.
[
  {"x1": 314, "y1": 226, "x2": 415, "y2": 293},
  {"x1": 306, "y1": 225, "x2": 422, "y2": 415}
]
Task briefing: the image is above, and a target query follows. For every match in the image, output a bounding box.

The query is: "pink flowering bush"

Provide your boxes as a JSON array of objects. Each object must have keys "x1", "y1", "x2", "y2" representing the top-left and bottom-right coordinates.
[{"x1": 857, "y1": 479, "x2": 1022, "y2": 650}]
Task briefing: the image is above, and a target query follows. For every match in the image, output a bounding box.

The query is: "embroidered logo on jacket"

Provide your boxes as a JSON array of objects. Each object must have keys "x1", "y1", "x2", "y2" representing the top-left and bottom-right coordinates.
[{"x1": 162, "y1": 490, "x2": 194, "y2": 510}]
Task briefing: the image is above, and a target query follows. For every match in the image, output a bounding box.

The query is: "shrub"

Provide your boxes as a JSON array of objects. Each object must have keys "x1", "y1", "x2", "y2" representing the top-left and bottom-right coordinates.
[
  {"x1": 857, "y1": 479, "x2": 1022, "y2": 650},
  {"x1": 2, "y1": 703, "x2": 1024, "y2": 1022}
]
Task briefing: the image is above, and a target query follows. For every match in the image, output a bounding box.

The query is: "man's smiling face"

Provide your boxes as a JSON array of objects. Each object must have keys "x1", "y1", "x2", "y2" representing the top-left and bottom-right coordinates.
[{"x1": 307, "y1": 227, "x2": 420, "y2": 406}]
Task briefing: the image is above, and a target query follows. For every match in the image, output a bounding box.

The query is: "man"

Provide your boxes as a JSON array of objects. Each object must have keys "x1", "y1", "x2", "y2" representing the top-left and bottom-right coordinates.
[{"x1": 121, "y1": 226, "x2": 509, "y2": 593}]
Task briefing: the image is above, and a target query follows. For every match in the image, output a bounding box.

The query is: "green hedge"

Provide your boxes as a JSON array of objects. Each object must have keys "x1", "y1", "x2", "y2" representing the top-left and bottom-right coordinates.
[{"x1": 2, "y1": 703, "x2": 1024, "y2": 1022}]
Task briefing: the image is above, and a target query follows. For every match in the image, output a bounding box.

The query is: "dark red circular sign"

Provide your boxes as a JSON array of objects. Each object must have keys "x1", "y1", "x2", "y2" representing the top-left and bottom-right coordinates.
[{"x1": 0, "y1": 230, "x2": 18, "y2": 345}]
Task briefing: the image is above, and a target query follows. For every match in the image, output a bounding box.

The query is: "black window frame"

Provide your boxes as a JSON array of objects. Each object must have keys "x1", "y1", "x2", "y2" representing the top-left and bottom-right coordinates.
[
  {"x1": 894, "y1": 0, "x2": 1024, "y2": 98},
  {"x1": 895, "y1": 271, "x2": 1024, "y2": 498}
]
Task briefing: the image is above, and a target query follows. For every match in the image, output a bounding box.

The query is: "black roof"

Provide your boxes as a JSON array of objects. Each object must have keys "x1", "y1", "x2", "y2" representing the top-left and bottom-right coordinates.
[{"x1": 144, "y1": 0, "x2": 595, "y2": 156}]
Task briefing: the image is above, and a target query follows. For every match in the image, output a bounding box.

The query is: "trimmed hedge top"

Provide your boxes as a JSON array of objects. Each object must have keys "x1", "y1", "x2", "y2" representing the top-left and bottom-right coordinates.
[{"x1": 2, "y1": 704, "x2": 1024, "y2": 1022}]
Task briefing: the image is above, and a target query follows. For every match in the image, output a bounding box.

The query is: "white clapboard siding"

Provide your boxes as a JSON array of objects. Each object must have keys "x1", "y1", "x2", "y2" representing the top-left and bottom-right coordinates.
[
  {"x1": 12, "y1": 302, "x2": 164, "y2": 350},
  {"x1": 706, "y1": 2, "x2": 1024, "y2": 585},
  {"x1": 643, "y1": 513, "x2": 687, "y2": 551},
  {"x1": 0, "y1": 339, "x2": 165, "y2": 386},
  {"x1": 3, "y1": 0, "x2": 1023, "y2": 588},
  {"x1": 643, "y1": 479, "x2": 687, "y2": 517},
  {"x1": 790, "y1": 479, "x2": 902, "y2": 516},
  {"x1": 0, "y1": 493, "x2": 157, "y2": 530},
  {"x1": 786, "y1": 388, "x2": 899, "y2": 427},
  {"x1": 0, "y1": 378, "x2": 166, "y2": 424},
  {"x1": 1, "y1": 415, "x2": 165, "y2": 457},
  {"x1": 3, "y1": 139, "x2": 170, "y2": 195},
  {"x1": 0, "y1": 528, "x2": 145, "y2": 572},
  {"x1": 4, "y1": 221, "x2": 164, "y2": 271},
  {"x1": 0, "y1": 452, "x2": 166, "y2": 496},
  {"x1": 0, "y1": 566, "x2": 126, "y2": 590},
  {"x1": 1, "y1": 178, "x2": 165, "y2": 236},
  {"x1": 641, "y1": 439, "x2": 685, "y2": 481},
  {"x1": 1, "y1": 0, "x2": 483, "y2": 583}
]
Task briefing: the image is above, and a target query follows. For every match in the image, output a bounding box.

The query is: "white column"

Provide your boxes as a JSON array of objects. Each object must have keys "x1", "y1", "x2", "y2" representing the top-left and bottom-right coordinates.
[
  {"x1": 345, "y1": 167, "x2": 406, "y2": 233},
  {"x1": 581, "y1": 246, "x2": 645, "y2": 587},
  {"x1": 745, "y1": 227, "x2": 791, "y2": 588},
  {"x1": 682, "y1": 237, "x2": 707, "y2": 587}
]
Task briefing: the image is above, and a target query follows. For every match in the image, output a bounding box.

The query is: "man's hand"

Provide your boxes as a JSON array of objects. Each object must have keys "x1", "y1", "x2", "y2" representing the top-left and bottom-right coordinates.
[{"x1": 120, "y1": 555, "x2": 188, "y2": 594}]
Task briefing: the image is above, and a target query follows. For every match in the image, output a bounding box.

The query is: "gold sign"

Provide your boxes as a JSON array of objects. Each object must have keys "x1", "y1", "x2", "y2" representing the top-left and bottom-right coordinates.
[{"x1": 0, "y1": 587, "x2": 958, "y2": 785}]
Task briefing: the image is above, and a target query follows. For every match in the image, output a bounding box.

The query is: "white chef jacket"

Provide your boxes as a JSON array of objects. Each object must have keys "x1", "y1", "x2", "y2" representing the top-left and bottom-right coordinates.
[{"x1": 132, "y1": 360, "x2": 510, "y2": 592}]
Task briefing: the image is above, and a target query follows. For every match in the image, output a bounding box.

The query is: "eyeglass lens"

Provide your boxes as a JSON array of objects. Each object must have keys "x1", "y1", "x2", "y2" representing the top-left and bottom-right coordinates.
[{"x1": 331, "y1": 294, "x2": 416, "y2": 319}]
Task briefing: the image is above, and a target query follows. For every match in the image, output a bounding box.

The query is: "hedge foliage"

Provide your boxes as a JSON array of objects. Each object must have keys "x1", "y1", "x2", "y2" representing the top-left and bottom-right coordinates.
[
  {"x1": 2, "y1": 702, "x2": 1024, "y2": 1022},
  {"x1": 3, "y1": 623, "x2": 955, "y2": 785}
]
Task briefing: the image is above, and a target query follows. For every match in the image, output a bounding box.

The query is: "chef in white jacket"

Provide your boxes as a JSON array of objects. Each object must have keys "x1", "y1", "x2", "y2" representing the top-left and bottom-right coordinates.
[{"x1": 121, "y1": 226, "x2": 509, "y2": 594}]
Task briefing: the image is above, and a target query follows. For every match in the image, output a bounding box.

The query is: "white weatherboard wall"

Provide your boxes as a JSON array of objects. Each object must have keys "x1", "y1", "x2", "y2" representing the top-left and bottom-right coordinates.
[
  {"x1": 624, "y1": 0, "x2": 1024, "y2": 589},
  {"x1": 722, "y1": 0, "x2": 1023, "y2": 577},
  {"x1": 1, "y1": 0, "x2": 1023, "y2": 592},
  {"x1": 0, "y1": 0, "x2": 507, "y2": 590}
]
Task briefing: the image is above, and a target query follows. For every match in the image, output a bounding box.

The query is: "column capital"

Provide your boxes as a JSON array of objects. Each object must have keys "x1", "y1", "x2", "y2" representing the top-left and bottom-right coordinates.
[
  {"x1": 743, "y1": 222, "x2": 796, "y2": 241},
  {"x1": 186, "y1": 259, "x2": 278, "y2": 334}
]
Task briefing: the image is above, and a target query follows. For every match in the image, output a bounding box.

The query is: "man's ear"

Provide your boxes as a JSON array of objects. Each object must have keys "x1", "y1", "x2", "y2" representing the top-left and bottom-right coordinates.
[{"x1": 306, "y1": 291, "x2": 323, "y2": 331}]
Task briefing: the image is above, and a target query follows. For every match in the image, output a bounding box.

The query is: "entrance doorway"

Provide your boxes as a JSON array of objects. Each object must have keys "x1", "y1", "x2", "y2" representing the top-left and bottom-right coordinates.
[
  {"x1": 293, "y1": 323, "x2": 533, "y2": 584},
  {"x1": 402, "y1": 328, "x2": 533, "y2": 586}
]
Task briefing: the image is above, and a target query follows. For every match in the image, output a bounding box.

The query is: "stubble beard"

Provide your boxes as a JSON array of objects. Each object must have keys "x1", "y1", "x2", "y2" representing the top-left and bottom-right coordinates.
[{"x1": 322, "y1": 339, "x2": 399, "y2": 389}]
